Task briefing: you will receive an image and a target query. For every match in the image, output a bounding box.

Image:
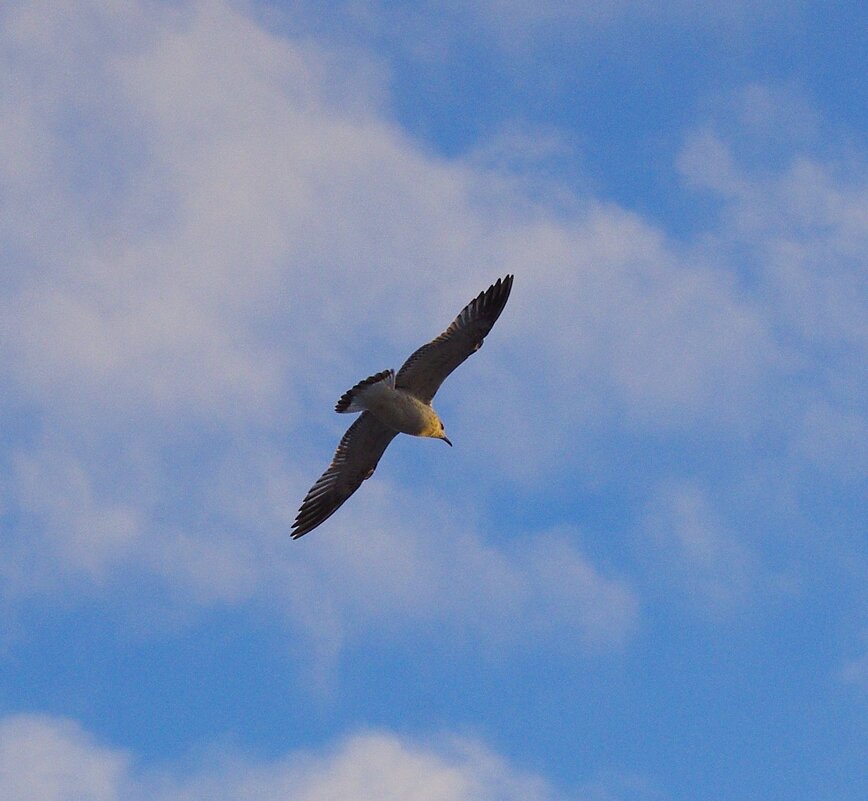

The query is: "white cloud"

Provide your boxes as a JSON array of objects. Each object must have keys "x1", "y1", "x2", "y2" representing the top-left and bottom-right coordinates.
[
  {"x1": 677, "y1": 96, "x2": 868, "y2": 485},
  {"x1": 211, "y1": 458, "x2": 639, "y2": 661},
  {"x1": 0, "y1": 0, "x2": 864, "y2": 656},
  {"x1": 792, "y1": 402, "x2": 868, "y2": 480},
  {"x1": 1, "y1": 432, "x2": 639, "y2": 666},
  {"x1": 3, "y1": 444, "x2": 143, "y2": 591},
  {"x1": 0, "y1": 714, "x2": 129, "y2": 801},
  {"x1": 285, "y1": 495, "x2": 639, "y2": 653},
  {"x1": 0, "y1": 0, "x2": 785, "y2": 440},
  {"x1": 0, "y1": 714, "x2": 566, "y2": 801},
  {"x1": 641, "y1": 482, "x2": 756, "y2": 612},
  {"x1": 0, "y1": 0, "x2": 653, "y2": 638}
]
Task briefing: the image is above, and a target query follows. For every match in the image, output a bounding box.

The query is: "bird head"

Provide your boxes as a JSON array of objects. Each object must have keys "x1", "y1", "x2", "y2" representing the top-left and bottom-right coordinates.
[{"x1": 426, "y1": 412, "x2": 452, "y2": 446}]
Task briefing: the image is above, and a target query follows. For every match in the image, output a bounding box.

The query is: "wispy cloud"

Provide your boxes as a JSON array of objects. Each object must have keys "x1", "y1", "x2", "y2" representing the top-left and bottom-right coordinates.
[
  {"x1": 1, "y1": 432, "x2": 639, "y2": 669},
  {"x1": 678, "y1": 90, "x2": 868, "y2": 486},
  {"x1": 0, "y1": 0, "x2": 865, "y2": 670},
  {"x1": 0, "y1": 715, "x2": 129, "y2": 801},
  {"x1": 641, "y1": 482, "x2": 756, "y2": 613},
  {"x1": 0, "y1": 714, "x2": 568, "y2": 801}
]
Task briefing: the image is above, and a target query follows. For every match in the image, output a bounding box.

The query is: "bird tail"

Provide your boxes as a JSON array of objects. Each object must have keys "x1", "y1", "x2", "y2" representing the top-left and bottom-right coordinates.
[{"x1": 335, "y1": 369, "x2": 395, "y2": 413}]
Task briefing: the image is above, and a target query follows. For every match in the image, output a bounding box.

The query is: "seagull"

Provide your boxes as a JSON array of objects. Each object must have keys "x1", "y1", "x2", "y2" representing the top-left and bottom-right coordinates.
[{"x1": 291, "y1": 275, "x2": 514, "y2": 538}]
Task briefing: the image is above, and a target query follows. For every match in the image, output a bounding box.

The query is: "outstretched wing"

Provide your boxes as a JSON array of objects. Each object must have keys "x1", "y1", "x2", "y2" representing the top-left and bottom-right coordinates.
[
  {"x1": 291, "y1": 412, "x2": 398, "y2": 538},
  {"x1": 395, "y1": 275, "x2": 513, "y2": 403}
]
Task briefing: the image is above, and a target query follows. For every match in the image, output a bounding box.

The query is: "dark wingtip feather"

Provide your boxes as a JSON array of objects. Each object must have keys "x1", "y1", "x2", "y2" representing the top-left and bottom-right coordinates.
[
  {"x1": 291, "y1": 503, "x2": 332, "y2": 538},
  {"x1": 478, "y1": 274, "x2": 513, "y2": 325}
]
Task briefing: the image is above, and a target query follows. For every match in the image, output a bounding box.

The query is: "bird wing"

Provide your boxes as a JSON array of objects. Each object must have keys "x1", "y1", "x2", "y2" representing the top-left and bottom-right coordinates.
[
  {"x1": 291, "y1": 412, "x2": 398, "y2": 538},
  {"x1": 395, "y1": 275, "x2": 513, "y2": 403}
]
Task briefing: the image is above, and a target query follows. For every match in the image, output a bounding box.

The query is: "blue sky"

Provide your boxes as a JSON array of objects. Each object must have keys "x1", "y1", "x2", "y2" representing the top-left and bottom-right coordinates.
[{"x1": 0, "y1": 0, "x2": 866, "y2": 799}]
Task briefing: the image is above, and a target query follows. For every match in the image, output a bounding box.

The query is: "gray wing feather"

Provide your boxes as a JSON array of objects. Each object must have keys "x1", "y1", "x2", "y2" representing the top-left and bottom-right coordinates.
[
  {"x1": 291, "y1": 412, "x2": 398, "y2": 538},
  {"x1": 396, "y1": 275, "x2": 513, "y2": 403}
]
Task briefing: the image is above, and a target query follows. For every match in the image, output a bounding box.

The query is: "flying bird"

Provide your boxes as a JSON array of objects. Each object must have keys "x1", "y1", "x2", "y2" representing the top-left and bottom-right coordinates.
[{"x1": 291, "y1": 275, "x2": 514, "y2": 538}]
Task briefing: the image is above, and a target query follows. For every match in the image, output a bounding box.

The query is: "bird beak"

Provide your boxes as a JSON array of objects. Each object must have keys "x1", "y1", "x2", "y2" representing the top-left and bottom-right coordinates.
[{"x1": 442, "y1": 435, "x2": 452, "y2": 447}]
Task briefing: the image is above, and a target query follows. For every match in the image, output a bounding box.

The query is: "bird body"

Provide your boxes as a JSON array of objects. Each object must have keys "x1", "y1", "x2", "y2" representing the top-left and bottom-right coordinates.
[
  {"x1": 291, "y1": 275, "x2": 513, "y2": 538},
  {"x1": 334, "y1": 368, "x2": 448, "y2": 440},
  {"x1": 358, "y1": 385, "x2": 446, "y2": 440}
]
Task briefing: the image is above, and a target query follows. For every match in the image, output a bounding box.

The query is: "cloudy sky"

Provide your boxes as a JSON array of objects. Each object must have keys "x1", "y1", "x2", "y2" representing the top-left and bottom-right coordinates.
[{"x1": 1, "y1": 0, "x2": 866, "y2": 798}]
